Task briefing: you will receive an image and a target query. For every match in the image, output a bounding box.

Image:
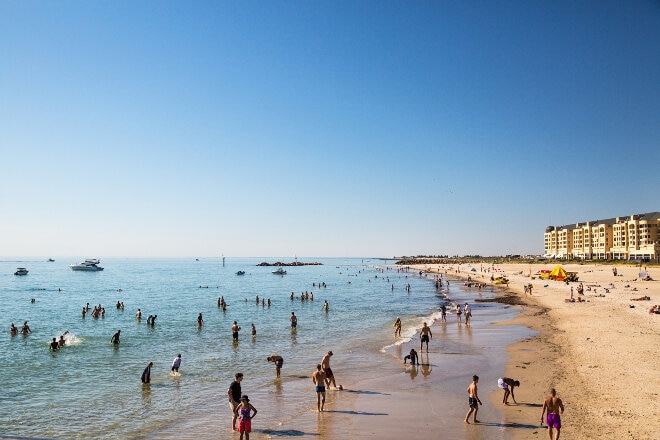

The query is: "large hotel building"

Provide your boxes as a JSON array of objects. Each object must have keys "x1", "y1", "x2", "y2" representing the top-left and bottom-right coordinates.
[{"x1": 544, "y1": 212, "x2": 660, "y2": 261}]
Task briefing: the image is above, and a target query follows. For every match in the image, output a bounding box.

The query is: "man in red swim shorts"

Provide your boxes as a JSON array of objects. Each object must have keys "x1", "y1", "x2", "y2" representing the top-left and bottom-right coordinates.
[{"x1": 540, "y1": 388, "x2": 565, "y2": 440}]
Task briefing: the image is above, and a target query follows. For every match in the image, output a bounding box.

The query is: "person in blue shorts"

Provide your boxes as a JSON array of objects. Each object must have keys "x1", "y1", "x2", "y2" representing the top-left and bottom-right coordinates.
[{"x1": 312, "y1": 364, "x2": 327, "y2": 412}]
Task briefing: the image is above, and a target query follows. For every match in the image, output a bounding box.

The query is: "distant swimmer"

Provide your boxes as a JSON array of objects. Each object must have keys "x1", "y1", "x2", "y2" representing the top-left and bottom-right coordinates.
[
  {"x1": 171, "y1": 354, "x2": 182, "y2": 374},
  {"x1": 312, "y1": 364, "x2": 327, "y2": 412},
  {"x1": 420, "y1": 322, "x2": 432, "y2": 352},
  {"x1": 110, "y1": 330, "x2": 121, "y2": 344},
  {"x1": 267, "y1": 355, "x2": 284, "y2": 378},
  {"x1": 394, "y1": 317, "x2": 401, "y2": 337},
  {"x1": 58, "y1": 334, "x2": 66, "y2": 348},
  {"x1": 251, "y1": 323, "x2": 256, "y2": 337},
  {"x1": 290, "y1": 312, "x2": 297, "y2": 328},
  {"x1": 10, "y1": 323, "x2": 18, "y2": 336},
  {"x1": 323, "y1": 300, "x2": 329, "y2": 312},
  {"x1": 136, "y1": 309, "x2": 142, "y2": 319},
  {"x1": 197, "y1": 313, "x2": 204, "y2": 328},
  {"x1": 50, "y1": 338, "x2": 59, "y2": 350},
  {"x1": 141, "y1": 361, "x2": 153, "y2": 384},
  {"x1": 321, "y1": 351, "x2": 337, "y2": 389}
]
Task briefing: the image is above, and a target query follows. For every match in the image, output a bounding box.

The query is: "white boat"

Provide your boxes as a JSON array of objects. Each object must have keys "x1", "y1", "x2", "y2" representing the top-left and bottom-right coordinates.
[
  {"x1": 70, "y1": 259, "x2": 104, "y2": 271},
  {"x1": 14, "y1": 267, "x2": 28, "y2": 276},
  {"x1": 272, "y1": 268, "x2": 287, "y2": 275}
]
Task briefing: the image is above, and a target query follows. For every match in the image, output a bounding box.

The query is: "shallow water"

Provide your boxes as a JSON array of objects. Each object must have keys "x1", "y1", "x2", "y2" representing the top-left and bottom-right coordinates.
[{"x1": 0, "y1": 258, "x2": 531, "y2": 439}]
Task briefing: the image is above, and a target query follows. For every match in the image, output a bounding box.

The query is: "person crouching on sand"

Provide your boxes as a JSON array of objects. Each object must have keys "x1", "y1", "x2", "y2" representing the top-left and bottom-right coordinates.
[
  {"x1": 404, "y1": 348, "x2": 419, "y2": 365},
  {"x1": 498, "y1": 377, "x2": 520, "y2": 404},
  {"x1": 234, "y1": 395, "x2": 257, "y2": 440}
]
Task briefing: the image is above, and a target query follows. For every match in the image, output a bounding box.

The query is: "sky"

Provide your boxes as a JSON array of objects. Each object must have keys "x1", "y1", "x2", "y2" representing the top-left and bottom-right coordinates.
[{"x1": 1, "y1": 1, "x2": 659, "y2": 258}]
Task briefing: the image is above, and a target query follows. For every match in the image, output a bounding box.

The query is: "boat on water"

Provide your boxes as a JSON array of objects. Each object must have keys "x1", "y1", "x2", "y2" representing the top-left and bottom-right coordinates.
[
  {"x1": 70, "y1": 259, "x2": 104, "y2": 271},
  {"x1": 236, "y1": 271, "x2": 245, "y2": 276},
  {"x1": 272, "y1": 268, "x2": 287, "y2": 275},
  {"x1": 14, "y1": 267, "x2": 28, "y2": 276},
  {"x1": 47, "y1": 258, "x2": 55, "y2": 262}
]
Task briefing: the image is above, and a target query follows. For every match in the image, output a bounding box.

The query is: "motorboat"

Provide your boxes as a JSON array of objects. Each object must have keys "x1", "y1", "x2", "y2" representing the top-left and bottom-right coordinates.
[
  {"x1": 47, "y1": 258, "x2": 55, "y2": 262},
  {"x1": 272, "y1": 268, "x2": 287, "y2": 275},
  {"x1": 236, "y1": 270, "x2": 245, "y2": 276},
  {"x1": 14, "y1": 267, "x2": 28, "y2": 276},
  {"x1": 70, "y1": 259, "x2": 104, "y2": 271}
]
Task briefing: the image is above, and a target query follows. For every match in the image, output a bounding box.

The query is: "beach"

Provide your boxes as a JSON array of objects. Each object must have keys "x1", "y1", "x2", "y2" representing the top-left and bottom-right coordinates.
[
  {"x1": 3, "y1": 258, "x2": 658, "y2": 439},
  {"x1": 403, "y1": 262, "x2": 660, "y2": 440}
]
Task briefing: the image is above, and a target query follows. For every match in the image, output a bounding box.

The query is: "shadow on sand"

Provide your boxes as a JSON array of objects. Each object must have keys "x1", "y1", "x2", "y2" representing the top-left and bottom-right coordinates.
[
  {"x1": 257, "y1": 429, "x2": 319, "y2": 437},
  {"x1": 344, "y1": 389, "x2": 391, "y2": 396}
]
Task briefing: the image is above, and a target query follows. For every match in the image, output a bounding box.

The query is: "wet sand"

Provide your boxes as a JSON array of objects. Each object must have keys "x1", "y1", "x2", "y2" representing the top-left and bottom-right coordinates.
[{"x1": 270, "y1": 275, "x2": 534, "y2": 439}]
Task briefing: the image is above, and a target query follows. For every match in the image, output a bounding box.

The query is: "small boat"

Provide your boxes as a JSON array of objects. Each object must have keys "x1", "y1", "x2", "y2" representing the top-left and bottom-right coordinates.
[
  {"x1": 14, "y1": 267, "x2": 28, "y2": 276},
  {"x1": 47, "y1": 258, "x2": 55, "y2": 262},
  {"x1": 70, "y1": 259, "x2": 104, "y2": 271},
  {"x1": 272, "y1": 268, "x2": 287, "y2": 275},
  {"x1": 236, "y1": 271, "x2": 245, "y2": 276}
]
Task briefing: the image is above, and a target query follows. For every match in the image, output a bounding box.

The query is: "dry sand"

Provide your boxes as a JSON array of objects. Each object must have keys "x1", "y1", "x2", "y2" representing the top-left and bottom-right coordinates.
[{"x1": 426, "y1": 262, "x2": 660, "y2": 440}]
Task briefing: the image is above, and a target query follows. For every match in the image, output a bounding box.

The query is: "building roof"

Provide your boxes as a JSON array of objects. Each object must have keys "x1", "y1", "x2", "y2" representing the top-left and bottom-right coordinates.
[{"x1": 546, "y1": 212, "x2": 660, "y2": 232}]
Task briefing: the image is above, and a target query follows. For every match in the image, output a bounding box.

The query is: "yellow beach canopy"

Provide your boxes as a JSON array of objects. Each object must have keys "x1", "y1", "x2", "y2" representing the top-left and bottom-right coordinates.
[{"x1": 549, "y1": 265, "x2": 567, "y2": 281}]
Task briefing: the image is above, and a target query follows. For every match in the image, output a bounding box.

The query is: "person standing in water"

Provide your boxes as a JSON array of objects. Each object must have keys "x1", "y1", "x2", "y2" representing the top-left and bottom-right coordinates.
[
  {"x1": 312, "y1": 364, "x2": 327, "y2": 412},
  {"x1": 234, "y1": 395, "x2": 257, "y2": 440},
  {"x1": 321, "y1": 351, "x2": 337, "y2": 389},
  {"x1": 171, "y1": 354, "x2": 182, "y2": 374},
  {"x1": 197, "y1": 313, "x2": 204, "y2": 328},
  {"x1": 232, "y1": 321, "x2": 241, "y2": 341},
  {"x1": 290, "y1": 312, "x2": 297, "y2": 328},
  {"x1": 394, "y1": 317, "x2": 402, "y2": 337},
  {"x1": 267, "y1": 355, "x2": 284, "y2": 378},
  {"x1": 110, "y1": 330, "x2": 120, "y2": 345},
  {"x1": 141, "y1": 361, "x2": 153, "y2": 384},
  {"x1": 420, "y1": 322, "x2": 432, "y2": 352}
]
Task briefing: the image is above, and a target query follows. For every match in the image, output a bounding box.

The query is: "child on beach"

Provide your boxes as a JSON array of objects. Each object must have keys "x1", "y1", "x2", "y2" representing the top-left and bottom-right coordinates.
[{"x1": 234, "y1": 395, "x2": 257, "y2": 440}]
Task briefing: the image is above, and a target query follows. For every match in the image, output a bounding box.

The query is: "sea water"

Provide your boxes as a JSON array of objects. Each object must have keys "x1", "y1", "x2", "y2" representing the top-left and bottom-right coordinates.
[{"x1": 0, "y1": 258, "x2": 529, "y2": 439}]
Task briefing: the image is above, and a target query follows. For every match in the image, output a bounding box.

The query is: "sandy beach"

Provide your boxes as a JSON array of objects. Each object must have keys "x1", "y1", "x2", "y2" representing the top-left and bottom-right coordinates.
[{"x1": 413, "y1": 262, "x2": 660, "y2": 439}]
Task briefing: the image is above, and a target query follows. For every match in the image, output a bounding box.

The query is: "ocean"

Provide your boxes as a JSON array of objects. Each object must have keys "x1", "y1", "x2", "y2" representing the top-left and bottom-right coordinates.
[{"x1": 0, "y1": 257, "x2": 530, "y2": 439}]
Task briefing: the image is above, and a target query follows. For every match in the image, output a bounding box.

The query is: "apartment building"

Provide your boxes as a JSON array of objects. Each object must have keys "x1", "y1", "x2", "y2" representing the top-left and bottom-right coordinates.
[{"x1": 544, "y1": 212, "x2": 660, "y2": 261}]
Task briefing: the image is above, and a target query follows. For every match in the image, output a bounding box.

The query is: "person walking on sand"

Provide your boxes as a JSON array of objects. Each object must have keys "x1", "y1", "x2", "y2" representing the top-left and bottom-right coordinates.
[
  {"x1": 321, "y1": 351, "x2": 337, "y2": 389},
  {"x1": 227, "y1": 372, "x2": 244, "y2": 431},
  {"x1": 456, "y1": 304, "x2": 462, "y2": 323},
  {"x1": 141, "y1": 361, "x2": 153, "y2": 384},
  {"x1": 464, "y1": 303, "x2": 472, "y2": 325},
  {"x1": 234, "y1": 395, "x2": 257, "y2": 440},
  {"x1": 267, "y1": 355, "x2": 284, "y2": 378},
  {"x1": 540, "y1": 388, "x2": 564, "y2": 440},
  {"x1": 498, "y1": 377, "x2": 520, "y2": 404},
  {"x1": 464, "y1": 375, "x2": 482, "y2": 424},
  {"x1": 420, "y1": 322, "x2": 432, "y2": 352},
  {"x1": 312, "y1": 364, "x2": 327, "y2": 412}
]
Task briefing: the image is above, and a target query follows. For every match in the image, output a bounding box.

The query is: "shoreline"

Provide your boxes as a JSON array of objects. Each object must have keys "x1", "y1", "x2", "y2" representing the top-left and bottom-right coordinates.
[{"x1": 415, "y1": 262, "x2": 659, "y2": 439}]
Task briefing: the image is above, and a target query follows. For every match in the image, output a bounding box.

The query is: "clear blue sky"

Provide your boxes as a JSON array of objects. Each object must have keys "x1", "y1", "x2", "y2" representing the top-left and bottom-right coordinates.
[{"x1": 1, "y1": 1, "x2": 659, "y2": 258}]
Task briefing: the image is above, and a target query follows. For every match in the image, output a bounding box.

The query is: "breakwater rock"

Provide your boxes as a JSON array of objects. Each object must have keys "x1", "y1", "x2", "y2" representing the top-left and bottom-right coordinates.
[{"x1": 256, "y1": 261, "x2": 323, "y2": 267}]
